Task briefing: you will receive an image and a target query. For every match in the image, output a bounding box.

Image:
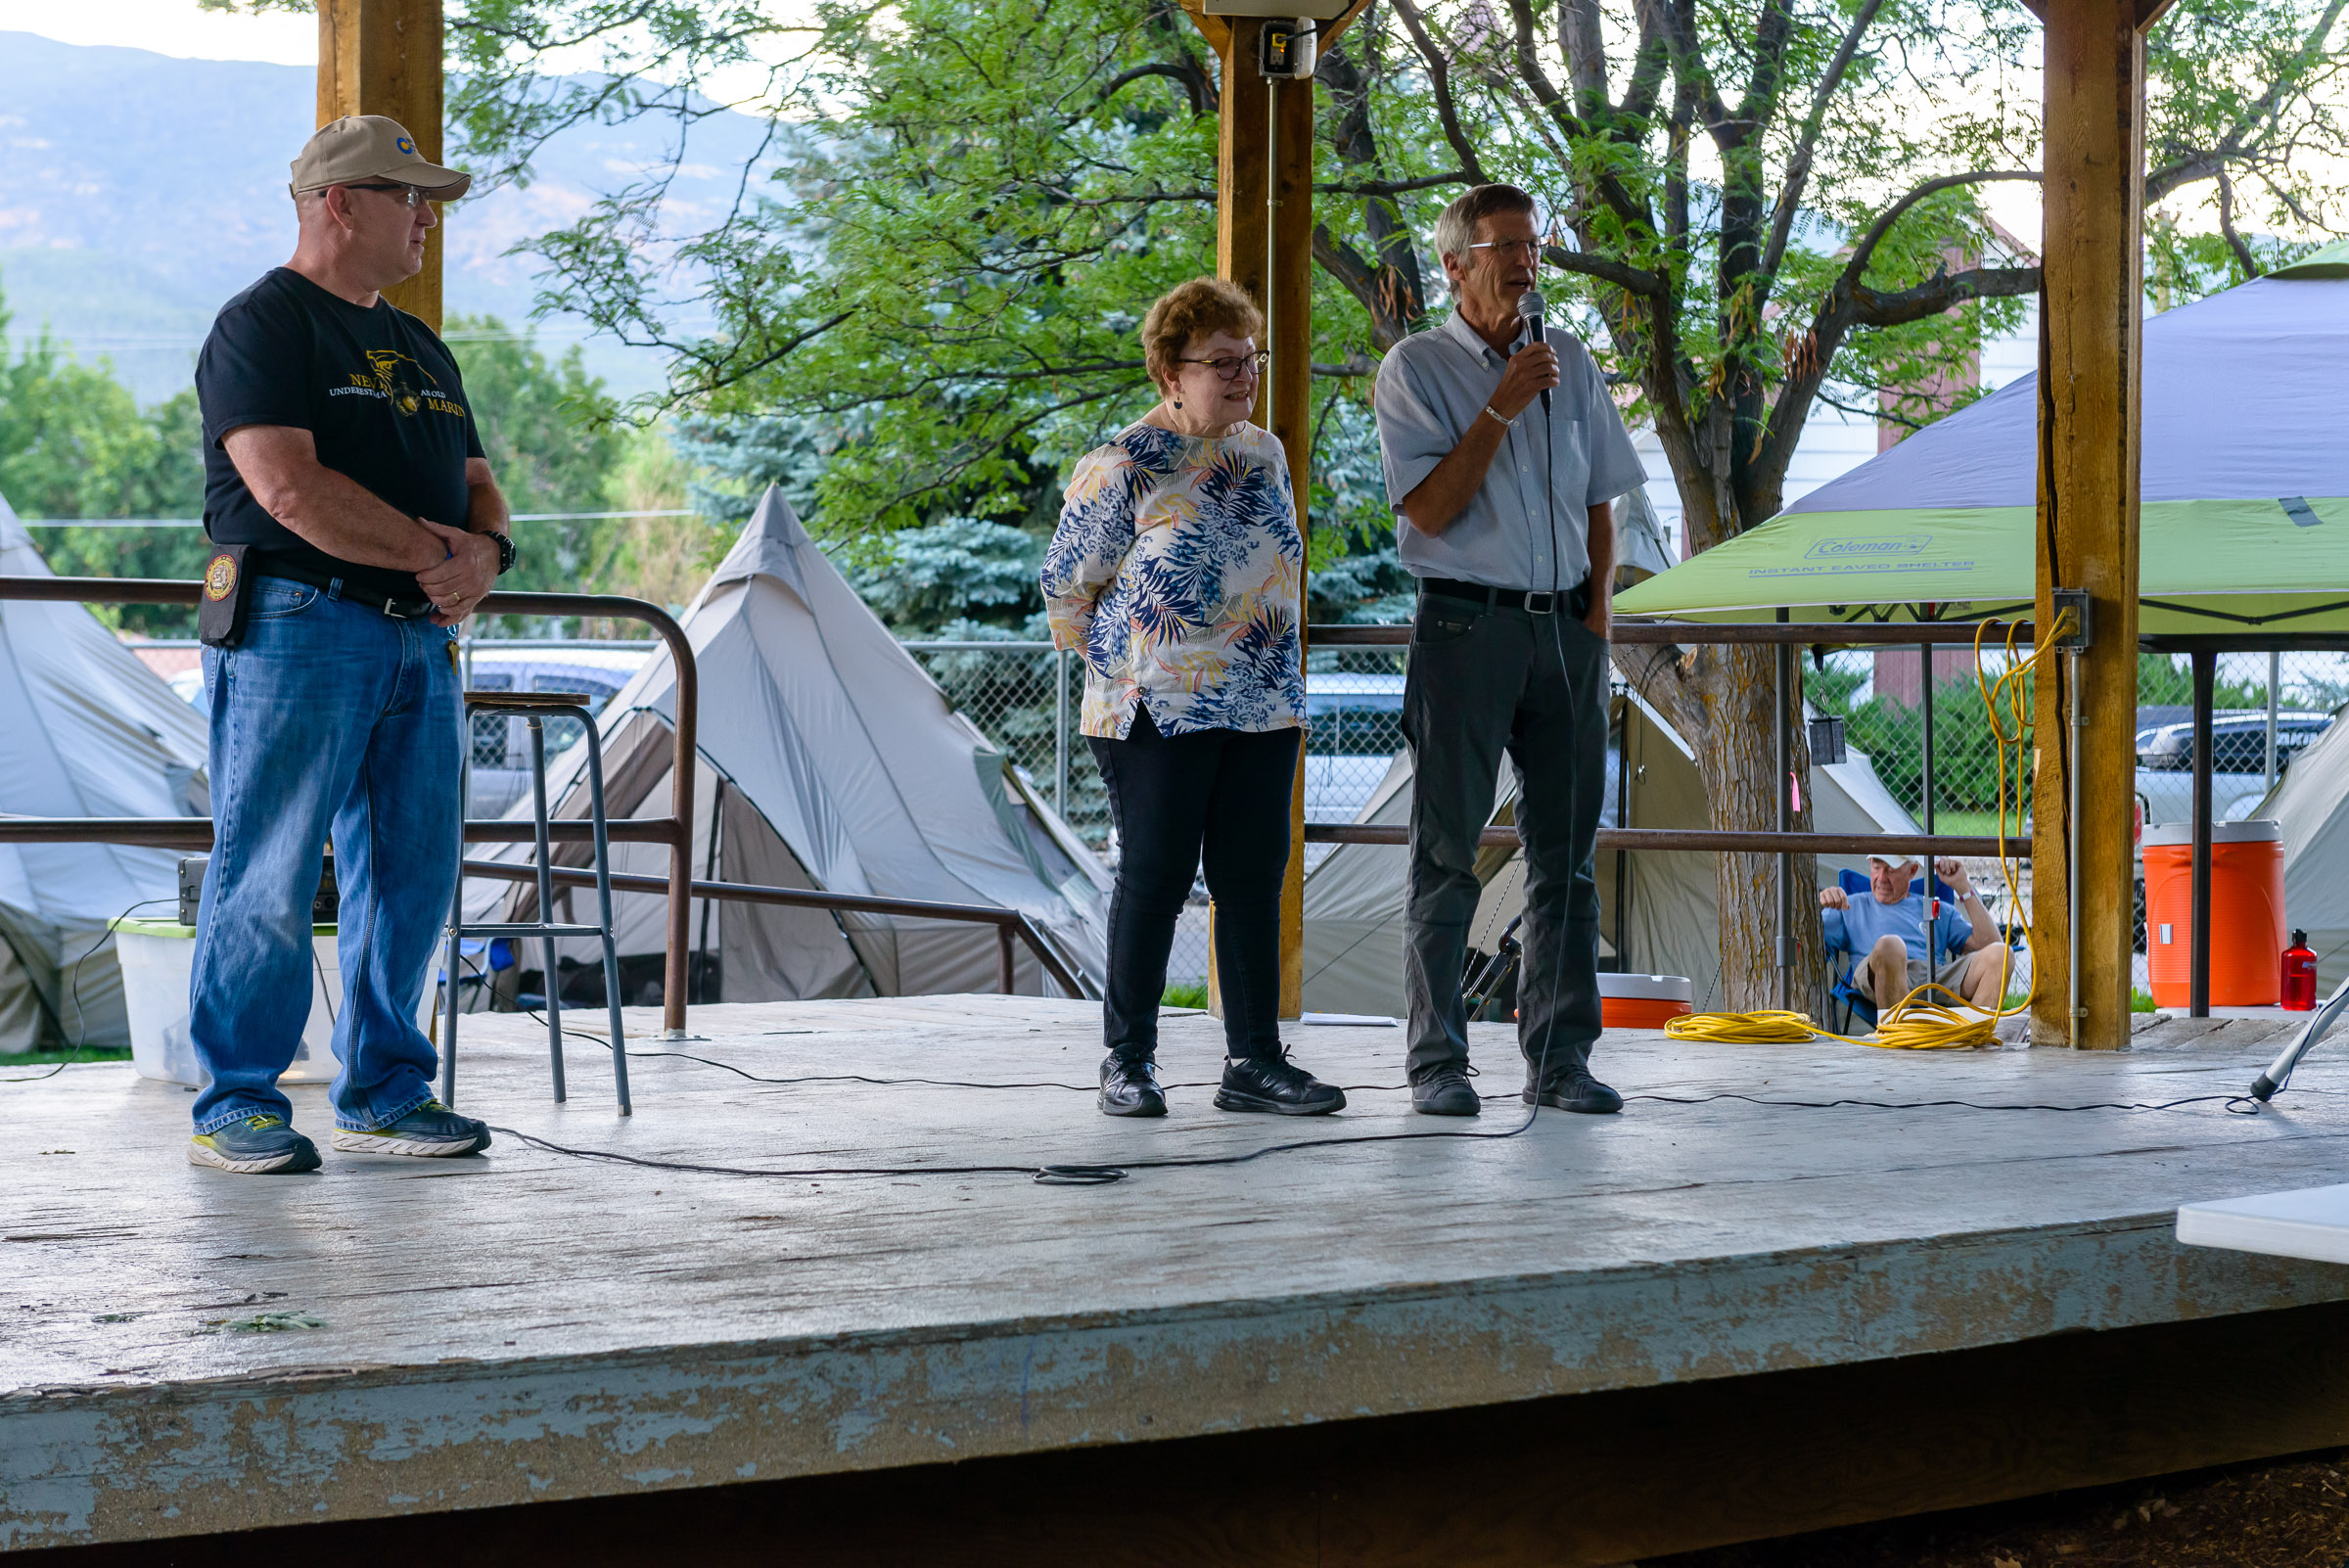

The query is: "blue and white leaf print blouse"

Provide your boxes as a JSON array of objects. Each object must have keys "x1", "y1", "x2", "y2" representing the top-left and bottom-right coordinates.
[{"x1": 1041, "y1": 421, "x2": 1306, "y2": 740}]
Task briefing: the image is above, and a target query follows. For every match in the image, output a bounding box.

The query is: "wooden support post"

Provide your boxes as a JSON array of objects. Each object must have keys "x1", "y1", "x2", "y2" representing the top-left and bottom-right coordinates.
[
  {"x1": 2031, "y1": 0, "x2": 2157, "y2": 1048},
  {"x1": 1185, "y1": 2, "x2": 1366, "y2": 1019},
  {"x1": 316, "y1": 0, "x2": 445, "y2": 331},
  {"x1": 1269, "y1": 72, "x2": 1314, "y2": 1018}
]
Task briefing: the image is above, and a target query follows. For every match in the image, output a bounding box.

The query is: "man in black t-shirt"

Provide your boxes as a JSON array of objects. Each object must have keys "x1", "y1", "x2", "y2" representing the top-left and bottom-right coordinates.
[{"x1": 186, "y1": 115, "x2": 515, "y2": 1175}]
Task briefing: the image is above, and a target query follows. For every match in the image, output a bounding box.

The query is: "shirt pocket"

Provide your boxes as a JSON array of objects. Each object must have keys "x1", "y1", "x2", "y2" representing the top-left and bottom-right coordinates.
[{"x1": 1543, "y1": 415, "x2": 1593, "y2": 503}]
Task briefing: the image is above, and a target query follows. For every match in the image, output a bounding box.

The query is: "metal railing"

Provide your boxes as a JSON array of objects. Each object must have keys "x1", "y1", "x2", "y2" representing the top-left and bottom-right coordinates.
[
  {"x1": 0, "y1": 577, "x2": 1084, "y2": 1029},
  {"x1": 1306, "y1": 619, "x2": 2042, "y2": 862}
]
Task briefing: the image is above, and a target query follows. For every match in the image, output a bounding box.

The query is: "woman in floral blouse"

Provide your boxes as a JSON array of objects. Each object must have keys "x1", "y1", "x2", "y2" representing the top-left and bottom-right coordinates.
[{"x1": 1041, "y1": 277, "x2": 1344, "y2": 1121}]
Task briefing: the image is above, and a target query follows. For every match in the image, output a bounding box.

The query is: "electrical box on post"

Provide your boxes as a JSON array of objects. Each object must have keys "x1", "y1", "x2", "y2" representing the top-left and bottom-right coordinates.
[{"x1": 1257, "y1": 18, "x2": 1317, "y2": 77}]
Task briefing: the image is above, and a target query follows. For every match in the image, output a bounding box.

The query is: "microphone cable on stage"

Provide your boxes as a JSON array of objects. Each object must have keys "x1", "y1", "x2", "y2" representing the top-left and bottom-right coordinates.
[
  {"x1": 461, "y1": 934, "x2": 1573, "y2": 1187},
  {"x1": 456, "y1": 940, "x2": 2274, "y2": 1189}
]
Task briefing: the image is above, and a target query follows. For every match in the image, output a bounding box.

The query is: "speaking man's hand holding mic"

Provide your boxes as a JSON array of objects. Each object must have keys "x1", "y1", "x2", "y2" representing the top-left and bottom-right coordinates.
[{"x1": 1488, "y1": 338, "x2": 1560, "y2": 423}]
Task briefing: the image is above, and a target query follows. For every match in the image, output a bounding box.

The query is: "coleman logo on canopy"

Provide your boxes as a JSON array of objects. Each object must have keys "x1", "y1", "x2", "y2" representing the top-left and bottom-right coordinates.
[{"x1": 1803, "y1": 533, "x2": 1931, "y2": 561}]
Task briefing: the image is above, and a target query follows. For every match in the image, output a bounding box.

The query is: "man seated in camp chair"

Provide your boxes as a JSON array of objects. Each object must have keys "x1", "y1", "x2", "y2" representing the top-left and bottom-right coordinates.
[{"x1": 1819, "y1": 853, "x2": 2005, "y2": 1012}]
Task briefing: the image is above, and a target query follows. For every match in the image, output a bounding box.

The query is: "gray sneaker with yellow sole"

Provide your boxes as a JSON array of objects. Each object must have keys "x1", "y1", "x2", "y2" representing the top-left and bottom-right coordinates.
[
  {"x1": 188, "y1": 1113, "x2": 322, "y2": 1175},
  {"x1": 331, "y1": 1101, "x2": 492, "y2": 1158}
]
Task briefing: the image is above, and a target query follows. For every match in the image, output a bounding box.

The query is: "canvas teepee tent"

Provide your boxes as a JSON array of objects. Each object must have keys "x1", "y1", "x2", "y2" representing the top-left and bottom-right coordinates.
[
  {"x1": 2261, "y1": 712, "x2": 2349, "y2": 989},
  {"x1": 0, "y1": 492, "x2": 211, "y2": 1050},
  {"x1": 470, "y1": 486, "x2": 1110, "y2": 1004}
]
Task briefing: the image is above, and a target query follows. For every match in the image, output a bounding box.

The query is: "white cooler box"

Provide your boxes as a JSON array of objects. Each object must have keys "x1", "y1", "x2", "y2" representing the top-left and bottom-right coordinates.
[{"x1": 112, "y1": 917, "x2": 438, "y2": 1085}]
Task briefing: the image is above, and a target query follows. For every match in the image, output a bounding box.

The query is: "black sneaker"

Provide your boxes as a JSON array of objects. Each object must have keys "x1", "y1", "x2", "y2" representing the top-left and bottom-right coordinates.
[
  {"x1": 1523, "y1": 1069, "x2": 1624, "y2": 1115},
  {"x1": 1098, "y1": 1053, "x2": 1167, "y2": 1118},
  {"x1": 1215, "y1": 1055, "x2": 1345, "y2": 1116},
  {"x1": 1411, "y1": 1065, "x2": 1482, "y2": 1117}
]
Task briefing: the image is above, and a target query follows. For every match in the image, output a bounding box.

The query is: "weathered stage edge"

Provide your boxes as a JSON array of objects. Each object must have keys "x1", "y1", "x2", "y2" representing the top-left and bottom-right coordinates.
[{"x1": 7, "y1": 997, "x2": 2349, "y2": 1563}]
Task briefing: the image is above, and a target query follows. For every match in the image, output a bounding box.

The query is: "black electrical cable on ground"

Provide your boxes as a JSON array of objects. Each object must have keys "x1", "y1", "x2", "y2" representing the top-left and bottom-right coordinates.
[{"x1": 5, "y1": 896, "x2": 176, "y2": 1082}]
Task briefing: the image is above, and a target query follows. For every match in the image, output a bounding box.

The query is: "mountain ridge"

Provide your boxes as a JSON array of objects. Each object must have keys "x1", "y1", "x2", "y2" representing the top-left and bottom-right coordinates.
[{"x1": 0, "y1": 30, "x2": 774, "y2": 402}]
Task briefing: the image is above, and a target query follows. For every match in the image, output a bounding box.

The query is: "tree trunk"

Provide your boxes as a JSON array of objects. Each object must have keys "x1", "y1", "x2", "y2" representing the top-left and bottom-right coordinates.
[{"x1": 1618, "y1": 641, "x2": 1830, "y2": 1014}]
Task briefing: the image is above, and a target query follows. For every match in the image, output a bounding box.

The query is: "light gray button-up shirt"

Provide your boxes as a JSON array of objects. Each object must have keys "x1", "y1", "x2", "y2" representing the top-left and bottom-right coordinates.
[{"x1": 1374, "y1": 307, "x2": 1647, "y2": 592}]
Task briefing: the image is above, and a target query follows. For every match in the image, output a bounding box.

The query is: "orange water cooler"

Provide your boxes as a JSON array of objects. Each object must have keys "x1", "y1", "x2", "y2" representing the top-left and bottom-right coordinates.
[
  {"x1": 1599, "y1": 972, "x2": 1694, "y2": 1029},
  {"x1": 2142, "y1": 820, "x2": 2285, "y2": 1008}
]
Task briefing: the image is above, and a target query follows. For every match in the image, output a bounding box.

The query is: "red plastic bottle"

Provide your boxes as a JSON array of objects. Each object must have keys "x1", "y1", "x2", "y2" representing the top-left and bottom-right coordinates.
[{"x1": 2282, "y1": 929, "x2": 2319, "y2": 1012}]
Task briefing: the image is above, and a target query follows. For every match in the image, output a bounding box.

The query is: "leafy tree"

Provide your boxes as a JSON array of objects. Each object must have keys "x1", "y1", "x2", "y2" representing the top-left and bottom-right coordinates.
[
  {"x1": 217, "y1": 0, "x2": 2348, "y2": 1004},
  {"x1": 840, "y1": 517, "x2": 1043, "y2": 636},
  {"x1": 0, "y1": 277, "x2": 210, "y2": 632},
  {"x1": 444, "y1": 313, "x2": 627, "y2": 613}
]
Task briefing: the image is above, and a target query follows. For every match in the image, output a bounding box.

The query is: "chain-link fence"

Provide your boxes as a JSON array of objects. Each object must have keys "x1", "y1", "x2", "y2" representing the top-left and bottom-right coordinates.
[
  {"x1": 913, "y1": 638, "x2": 2349, "y2": 1006},
  {"x1": 1805, "y1": 646, "x2": 2349, "y2": 999},
  {"x1": 140, "y1": 629, "x2": 2349, "y2": 1005},
  {"x1": 904, "y1": 640, "x2": 1423, "y2": 990}
]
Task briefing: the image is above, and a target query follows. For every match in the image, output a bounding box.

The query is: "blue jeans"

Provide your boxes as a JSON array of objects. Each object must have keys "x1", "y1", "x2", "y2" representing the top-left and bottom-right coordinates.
[{"x1": 190, "y1": 577, "x2": 461, "y2": 1133}]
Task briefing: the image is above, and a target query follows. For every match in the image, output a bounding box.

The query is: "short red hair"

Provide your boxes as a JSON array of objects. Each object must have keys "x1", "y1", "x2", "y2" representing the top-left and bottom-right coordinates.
[{"x1": 1140, "y1": 276, "x2": 1265, "y2": 386}]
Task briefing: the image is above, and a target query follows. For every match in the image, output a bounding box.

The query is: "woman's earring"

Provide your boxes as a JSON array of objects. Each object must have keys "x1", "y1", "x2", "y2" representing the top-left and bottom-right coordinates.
[{"x1": 1174, "y1": 395, "x2": 1182, "y2": 409}]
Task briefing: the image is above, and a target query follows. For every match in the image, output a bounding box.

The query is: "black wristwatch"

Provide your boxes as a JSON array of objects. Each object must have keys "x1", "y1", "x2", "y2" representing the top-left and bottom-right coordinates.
[{"x1": 490, "y1": 530, "x2": 517, "y2": 576}]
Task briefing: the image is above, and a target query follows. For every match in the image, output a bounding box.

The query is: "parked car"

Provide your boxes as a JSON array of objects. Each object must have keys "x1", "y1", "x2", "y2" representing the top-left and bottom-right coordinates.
[
  {"x1": 462, "y1": 648, "x2": 650, "y2": 817},
  {"x1": 1303, "y1": 670, "x2": 1405, "y2": 846},
  {"x1": 2135, "y1": 710, "x2": 2331, "y2": 824}
]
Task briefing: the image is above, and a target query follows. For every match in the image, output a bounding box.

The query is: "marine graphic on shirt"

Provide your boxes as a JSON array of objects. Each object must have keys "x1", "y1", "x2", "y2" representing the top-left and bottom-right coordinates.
[{"x1": 330, "y1": 348, "x2": 468, "y2": 421}]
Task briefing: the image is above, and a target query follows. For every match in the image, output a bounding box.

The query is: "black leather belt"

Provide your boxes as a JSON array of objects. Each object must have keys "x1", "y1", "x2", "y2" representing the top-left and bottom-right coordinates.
[
  {"x1": 1417, "y1": 576, "x2": 1591, "y2": 617},
  {"x1": 257, "y1": 564, "x2": 438, "y2": 621}
]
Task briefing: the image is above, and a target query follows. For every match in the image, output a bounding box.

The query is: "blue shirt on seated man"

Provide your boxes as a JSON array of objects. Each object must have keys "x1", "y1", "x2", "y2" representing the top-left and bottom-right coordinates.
[{"x1": 1819, "y1": 853, "x2": 2005, "y2": 1009}]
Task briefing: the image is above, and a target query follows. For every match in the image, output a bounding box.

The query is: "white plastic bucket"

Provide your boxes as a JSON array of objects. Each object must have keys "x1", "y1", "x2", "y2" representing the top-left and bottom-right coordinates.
[{"x1": 112, "y1": 918, "x2": 437, "y2": 1086}]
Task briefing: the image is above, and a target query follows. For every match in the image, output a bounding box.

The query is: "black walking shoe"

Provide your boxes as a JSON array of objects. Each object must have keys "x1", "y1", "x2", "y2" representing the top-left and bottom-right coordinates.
[
  {"x1": 1523, "y1": 1069, "x2": 1624, "y2": 1115},
  {"x1": 1410, "y1": 1065, "x2": 1482, "y2": 1117},
  {"x1": 1215, "y1": 1055, "x2": 1345, "y2": 1116},
  {"x1": 1098, "y1": 1053, "x2": 1168, "y2": 1118}
]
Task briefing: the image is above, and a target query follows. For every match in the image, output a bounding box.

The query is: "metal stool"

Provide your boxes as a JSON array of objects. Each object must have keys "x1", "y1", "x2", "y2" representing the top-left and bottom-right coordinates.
[{"x1": 441, "y1": 690, "x2": 631, "y2": 1115}]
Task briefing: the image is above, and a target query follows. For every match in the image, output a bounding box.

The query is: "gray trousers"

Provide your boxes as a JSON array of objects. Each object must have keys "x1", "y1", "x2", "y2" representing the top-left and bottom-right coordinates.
[{"x1": 1402, "y1": 589, "x2": 1609, "y2": 1085}]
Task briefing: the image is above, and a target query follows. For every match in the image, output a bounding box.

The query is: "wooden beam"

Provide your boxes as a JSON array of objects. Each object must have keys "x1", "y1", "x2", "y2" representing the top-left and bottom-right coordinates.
[
  {"x1": 2032, "y1": 0, "x2": 2148, "y2": 1048},
  {"x1": 1186, "y1": 0, "x2": 1364, "y2": 1016},
  {"x1": 1191, "y1": 12, "x2": 1281, "y2": 1016},
  {"x1": 1270, "y1": 74, "x2": 1314, "y2": 1017},
  {"x1": 316, "y1": 0, "x2": 445, "y2": 331}
]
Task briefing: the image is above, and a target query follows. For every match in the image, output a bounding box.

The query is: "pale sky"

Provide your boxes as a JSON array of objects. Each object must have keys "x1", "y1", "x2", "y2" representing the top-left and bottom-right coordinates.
[{"x1": 0, "y1": 0, "x2": 315, "y2": 63}]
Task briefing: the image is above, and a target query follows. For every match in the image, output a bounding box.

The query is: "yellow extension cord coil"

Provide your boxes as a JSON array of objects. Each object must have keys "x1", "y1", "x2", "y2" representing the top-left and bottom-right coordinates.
[{"x1": 1663, "y1": 612, "x2": 2076, "y2": 1051}]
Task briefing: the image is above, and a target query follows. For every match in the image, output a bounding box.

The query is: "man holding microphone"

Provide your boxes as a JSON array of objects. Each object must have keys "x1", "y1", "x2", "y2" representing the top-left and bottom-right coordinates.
[
  {"x1": 184, "y1": 116, "x2": 513, "y2": 1173},
  {"x1": 1373, "y1": 184, "x2": 1649, "y2": 1118}
]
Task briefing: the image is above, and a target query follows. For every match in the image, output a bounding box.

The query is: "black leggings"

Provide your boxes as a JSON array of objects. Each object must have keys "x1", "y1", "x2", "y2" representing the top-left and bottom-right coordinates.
[{"x1": 1088, "y1": 708, "x2": 1301, "y2": 1062}]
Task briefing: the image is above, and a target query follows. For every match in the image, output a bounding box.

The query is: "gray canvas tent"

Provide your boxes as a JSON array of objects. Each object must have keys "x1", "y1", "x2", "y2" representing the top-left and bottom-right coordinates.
[
  {"x1": 2262, "y1": 713, "x2": 2349, "y2": 988},
  {"x1": 0, "y1": 493, "x2": 211, "y2": 1050},
  {"x1": 471, "y1": 486, "x2": 1110, "y2": 1003},
  {"x1": 1301, "y1": 690, "x2": 1919, "y2": 1017}
]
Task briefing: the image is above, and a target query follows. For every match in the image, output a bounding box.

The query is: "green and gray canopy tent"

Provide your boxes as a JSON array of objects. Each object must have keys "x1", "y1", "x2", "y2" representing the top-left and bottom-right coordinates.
[{"x1": 1614, "y1": 240, "x2": 2349, "y2": 631}]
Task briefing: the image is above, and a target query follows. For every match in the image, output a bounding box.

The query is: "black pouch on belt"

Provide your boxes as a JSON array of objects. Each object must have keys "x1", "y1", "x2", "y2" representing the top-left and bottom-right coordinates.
[{"x1": 197, "y1": 542, "x2": 254, "y2": 648}]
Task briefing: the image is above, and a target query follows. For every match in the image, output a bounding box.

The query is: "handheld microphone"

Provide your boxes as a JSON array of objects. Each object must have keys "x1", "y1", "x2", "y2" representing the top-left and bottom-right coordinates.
[{"x1": 1516, "y1": 290, "x2": 1550, "y2": 415}]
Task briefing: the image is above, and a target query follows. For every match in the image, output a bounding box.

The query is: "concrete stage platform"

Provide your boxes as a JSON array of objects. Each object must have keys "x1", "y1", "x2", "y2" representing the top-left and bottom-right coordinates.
[{"x1": 10, "y1": 999, "x2": 2349, "y2": 1563}]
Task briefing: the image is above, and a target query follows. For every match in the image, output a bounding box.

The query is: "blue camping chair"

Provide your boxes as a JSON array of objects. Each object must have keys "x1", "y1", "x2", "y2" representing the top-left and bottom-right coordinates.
[{"x1": 1826, "y1": 867, "x2": 1959, "y2": 1032}]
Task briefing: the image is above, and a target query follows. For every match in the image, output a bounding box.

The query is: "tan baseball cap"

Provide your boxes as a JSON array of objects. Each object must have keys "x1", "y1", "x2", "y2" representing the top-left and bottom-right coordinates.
[{"x1": 289, "y1": 115, "x2": 471, "y2": 200}]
